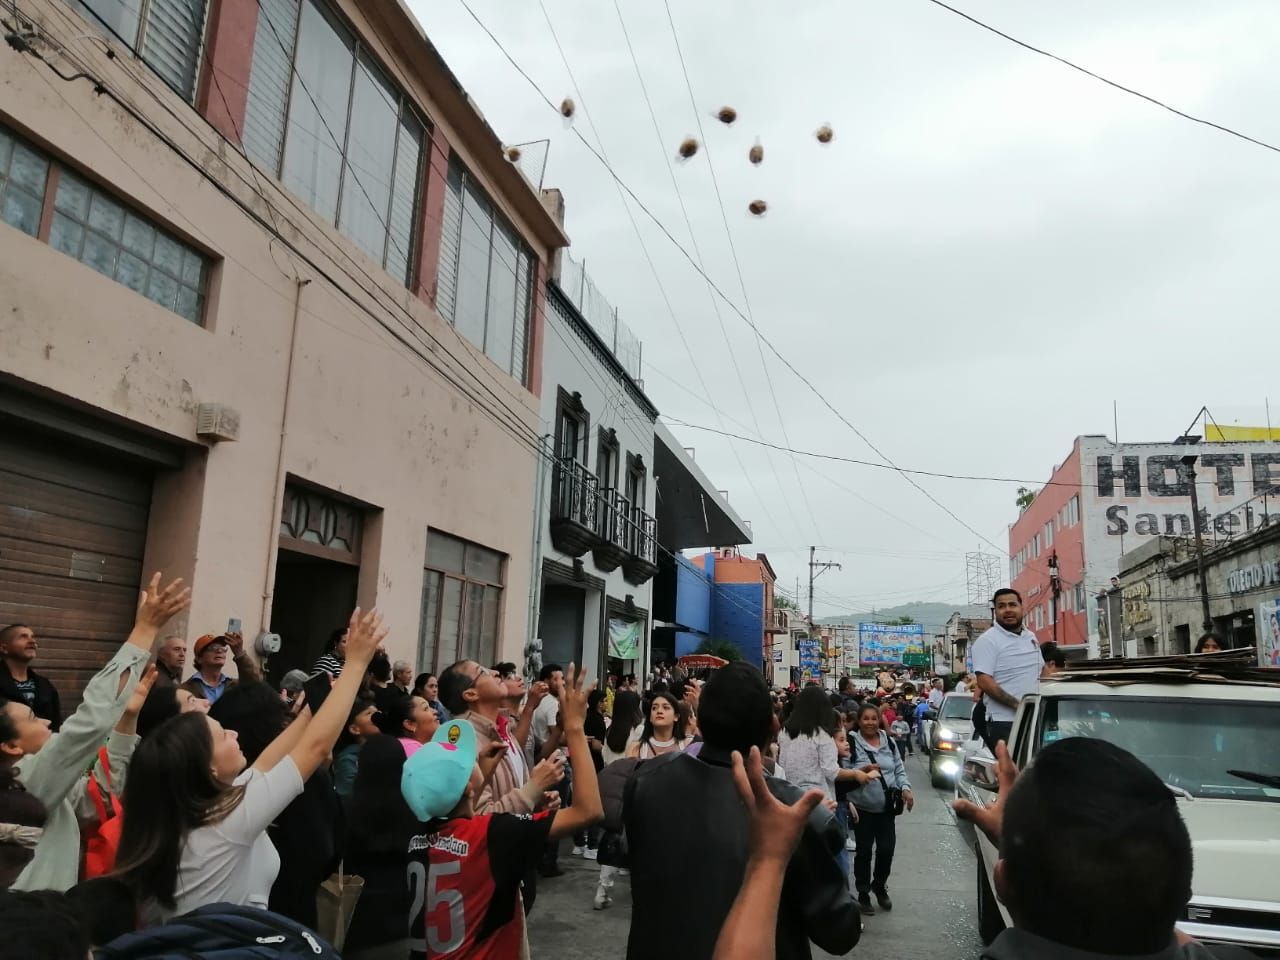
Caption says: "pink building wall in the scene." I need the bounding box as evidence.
[0,0,567,668]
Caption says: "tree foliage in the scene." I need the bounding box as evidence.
[1016,486,1036,510]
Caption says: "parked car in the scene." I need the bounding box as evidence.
[955,663,1280,953]
[928,693,976,787]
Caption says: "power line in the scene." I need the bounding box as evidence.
[922,0,1280,157]
[659,0,825,542]
[533,0,790,541]
[638,363,967,553]
[26,8,546,462]
[12,6,793,637]
[609,0,815,543]
[452,0,1007,555]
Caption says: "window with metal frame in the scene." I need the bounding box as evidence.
[555,390,589,465]
[72,0,209,101]
[626,453,646,510]
[435,156,534,383]
[0,124,210,324]
[418,530,505,675]
[597,428,619,491]
[240,0,425,286]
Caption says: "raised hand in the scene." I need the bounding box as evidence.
[525,680,550,711]
[952,740,1018,847]
[732,746,824,865]
[123,664,159,717]
[530,754,566,791]
[343,607,389,665]
[559,662,593,734]
[135,573,191,630]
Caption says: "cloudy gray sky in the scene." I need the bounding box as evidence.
[408,0,1280,618]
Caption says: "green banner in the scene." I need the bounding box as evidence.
[608,617,641,659]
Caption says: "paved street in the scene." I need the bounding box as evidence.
[527,752,984,959]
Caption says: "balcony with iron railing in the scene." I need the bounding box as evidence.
[767,607,788,634]
[592,488,631,572]
[621,504,658,585]
[550,457,601,557]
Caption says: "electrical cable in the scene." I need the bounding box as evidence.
[533,0,791,541]
[32,0,546,452]
[451,0,1011,555]
[611,0,819,544]
[9,4,797,634]
[921,0,1280,157]
[659,0,825,542]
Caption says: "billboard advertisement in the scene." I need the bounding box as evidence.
[858,622,927,666]
[1259,599,1280,668]
[797,638,822,683]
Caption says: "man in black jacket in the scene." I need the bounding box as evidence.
[0,624,61,731]
[624,662,860,960]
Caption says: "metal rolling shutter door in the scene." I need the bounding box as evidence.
[0,430,152,714]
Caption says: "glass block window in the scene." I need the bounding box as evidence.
[51,171,208,323]
[0,123,210,325]
[0,128,50,237]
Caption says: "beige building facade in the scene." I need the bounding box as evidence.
[0,0,568,699]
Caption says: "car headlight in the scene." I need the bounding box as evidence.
[937,726,957,740]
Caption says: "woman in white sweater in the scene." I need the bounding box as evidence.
[1,573,189,891]
[778,685,875,801]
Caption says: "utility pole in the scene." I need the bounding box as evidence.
[1181,452,1214,632]
[808,546,842,667]
[1049,552,1060,646]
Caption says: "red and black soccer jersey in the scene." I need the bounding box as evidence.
[408,811,553,960]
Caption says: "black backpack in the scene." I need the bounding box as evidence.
[94,904,341,959]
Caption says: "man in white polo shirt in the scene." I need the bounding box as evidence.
[971,588,1043,750]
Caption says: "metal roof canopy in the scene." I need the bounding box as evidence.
[654,421,752,551]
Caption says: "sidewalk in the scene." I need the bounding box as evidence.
[525,752,983,959]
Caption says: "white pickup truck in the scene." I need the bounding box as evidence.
[954,661,1280,954]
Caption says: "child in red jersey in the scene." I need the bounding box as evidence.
[401,663,603,960]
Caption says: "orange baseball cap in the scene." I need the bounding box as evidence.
[192,634,230,658]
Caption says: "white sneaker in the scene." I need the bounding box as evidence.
[571,846,585,857]
[584,848,598,860]
[593,887,613,910]
[845,837,856,852]
[618,868,630,876]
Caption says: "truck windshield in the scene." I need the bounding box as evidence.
[940,697,974,721]
[1039,697,1280,803]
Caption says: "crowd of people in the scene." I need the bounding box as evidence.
[0,578,1261,959]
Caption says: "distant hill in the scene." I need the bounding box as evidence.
[819,601,989,630]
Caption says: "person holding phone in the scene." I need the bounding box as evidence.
[180,621,260,706]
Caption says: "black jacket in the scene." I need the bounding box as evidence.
[268,768,344,929]
[623,745,861,960]
[0,664,61,731]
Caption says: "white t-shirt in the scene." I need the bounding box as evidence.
[531,694,559,749]
[971,624,1043,722]
[146,757,305,924]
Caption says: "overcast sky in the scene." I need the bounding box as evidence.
[407,0,1280,619]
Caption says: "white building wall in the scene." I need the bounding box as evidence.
[532,290,657,675]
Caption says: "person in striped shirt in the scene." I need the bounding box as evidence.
[311,627,347,678]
